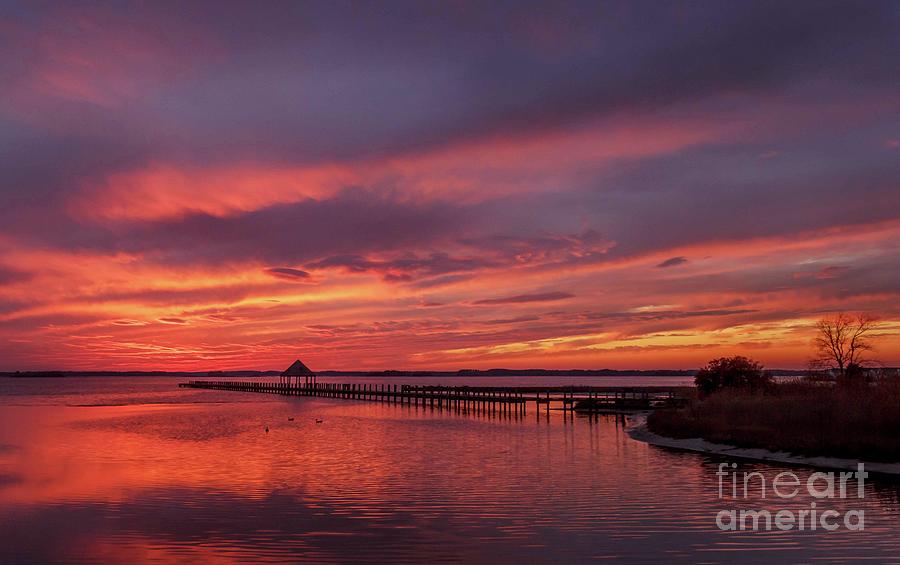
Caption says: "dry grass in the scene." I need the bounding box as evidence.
[647,378,900,462]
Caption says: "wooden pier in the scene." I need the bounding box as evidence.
[178,380,692,415]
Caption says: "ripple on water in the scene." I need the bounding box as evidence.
[0,379,899,563]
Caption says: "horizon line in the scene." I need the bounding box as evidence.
[2,366,844,375]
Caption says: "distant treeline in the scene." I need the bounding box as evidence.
[1,368,827,378]
[319,368,823,377]
[0,370,280,378]
[318,369,703,376]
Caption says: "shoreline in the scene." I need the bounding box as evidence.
[625,413,900,476]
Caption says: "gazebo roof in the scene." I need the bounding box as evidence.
[282,359,315,376]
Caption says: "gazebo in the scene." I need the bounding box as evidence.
[281,359,316,388]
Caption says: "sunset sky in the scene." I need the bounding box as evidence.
[1,1,898,371]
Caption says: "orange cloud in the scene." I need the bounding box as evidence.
[68,114,734,222]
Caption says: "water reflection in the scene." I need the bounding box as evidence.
[0,378,898,563]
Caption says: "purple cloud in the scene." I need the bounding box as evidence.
[306,252,495,283]
[473,292,575,306]
[265,267,312,282]
[656,256,688,268]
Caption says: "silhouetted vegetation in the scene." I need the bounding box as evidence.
[648,374,900,461]
[811,313,880,386]
[693,356,771,397]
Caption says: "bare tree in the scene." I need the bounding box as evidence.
[812,313,879,382]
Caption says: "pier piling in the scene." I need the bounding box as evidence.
[178,380,690,416]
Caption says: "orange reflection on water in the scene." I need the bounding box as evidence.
[2,384,900,563]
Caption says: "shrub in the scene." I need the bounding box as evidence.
[693,356,771,397]
[648,378,900,461]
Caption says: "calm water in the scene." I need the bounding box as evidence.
[1,376,899,563]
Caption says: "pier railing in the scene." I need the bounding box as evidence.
[179,380,692,414]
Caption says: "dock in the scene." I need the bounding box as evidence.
[178,380,692,415]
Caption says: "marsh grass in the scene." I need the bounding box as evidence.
[647,378,900,462]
